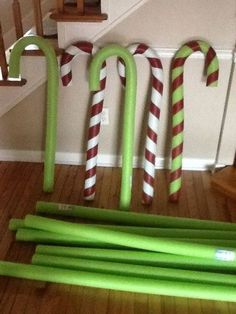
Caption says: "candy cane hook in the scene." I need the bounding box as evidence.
[118,43,164,205]
[169,40,219,202]
[90,44,137,211]
[8,36,59,193]
[60,41,107,200]
[60,41,97,86]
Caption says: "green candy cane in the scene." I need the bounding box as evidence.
[8,36,59,192]
[169,40,219,202]
[89,44,137,211]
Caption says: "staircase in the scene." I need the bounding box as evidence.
[0,0,149,118]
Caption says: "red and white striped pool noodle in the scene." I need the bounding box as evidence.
[118,44,164,205]
[60,41,107,200]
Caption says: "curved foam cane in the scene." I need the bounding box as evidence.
[60,41,97,86]
[60,41,107,201]
[8,36,59,192]
[90,44,137,211]
[118,43,164,205]
[169,40,219,202]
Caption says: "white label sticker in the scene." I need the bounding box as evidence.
[215,250,235,261]
[58,204,72,211]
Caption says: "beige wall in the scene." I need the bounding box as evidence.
[98,0,236,49]
[0,0,235,166]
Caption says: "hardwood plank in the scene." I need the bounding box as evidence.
[0,163,40,312]
[175,297,189,314]
[201,171,230,222]
[106,291,134,314]
[211,166,236,201]
[148,295,162,314]
[0,162,234,313]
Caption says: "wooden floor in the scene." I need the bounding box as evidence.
[0,161,236,313]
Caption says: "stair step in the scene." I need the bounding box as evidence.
[50,1,107,22]
[50,11,107,22]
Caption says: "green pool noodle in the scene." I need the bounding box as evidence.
[1,261,236,302]
[36,201,236,231]
[89,44,137,211]
[11,216,236,239]
[8,36,59,192]
[87,225,236,240]
[36,245,236,272]
[177,238,236,247]
[32,253,236,287]
[15,228,123,248]
[11,218,236,240]
[9,218,25,231]
[15,227,236,248]
[24,215,236,261]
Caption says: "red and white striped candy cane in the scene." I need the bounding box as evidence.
[61,41,97,86]
[84,62,107,200]
[118,43,164,205]
[60,41,107,200]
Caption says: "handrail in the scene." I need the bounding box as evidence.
[89,44,137,211]
[8,36,59,192]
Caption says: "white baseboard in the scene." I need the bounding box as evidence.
[0,149,224,171]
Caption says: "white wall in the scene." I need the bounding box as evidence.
[0,0,235,167]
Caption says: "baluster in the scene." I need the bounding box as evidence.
[0,22,8,80]
[77,0,85,14]
[12,0,24,39]
[57,0,64,13]
[33,0,44,36]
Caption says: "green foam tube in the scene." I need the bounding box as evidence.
[1,261,236,302]
[11,217,236,240]
[36,201,236,231]
[180,238,236,247]
[16,228,123,248]
[9,218,25,231]
[9,219,236,244]
[15,228,236,248]
[24,215,236,261]
[90,44,137,211]
[36,245,236,272]
[9,36,59,192]
[32,253,236,286]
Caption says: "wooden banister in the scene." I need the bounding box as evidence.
[12,0,24,39]
[33,0,44,36]
[0,22,8,80]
